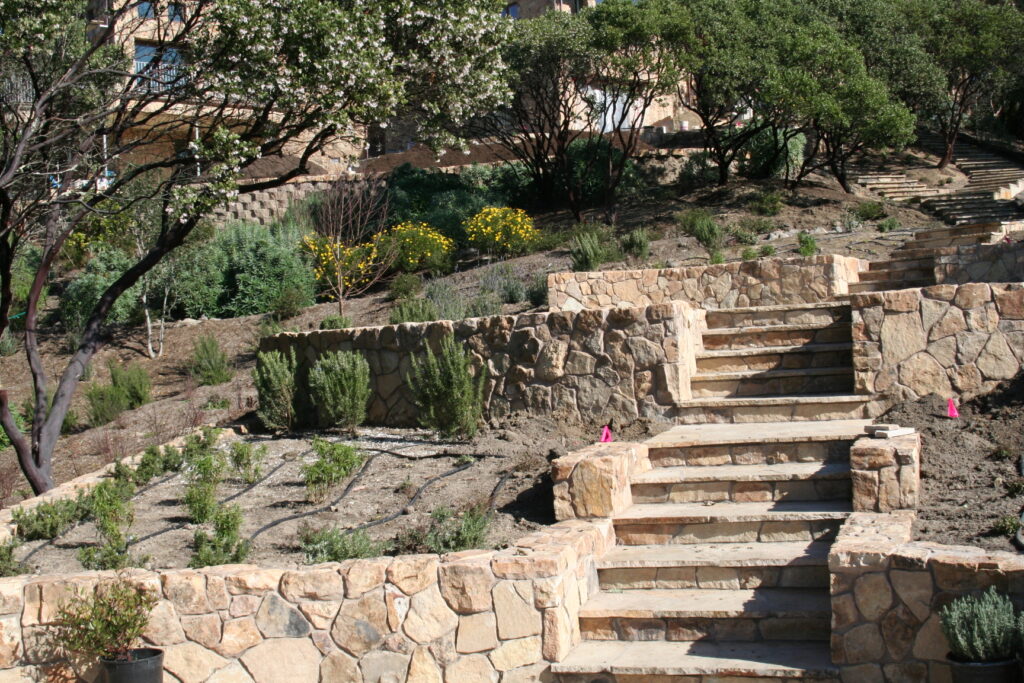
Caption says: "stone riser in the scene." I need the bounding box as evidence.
[557,675,840,683]
[704,309,849,329]
[867,258,933,271]
[579,615,830,643]
[695,349,852,374]
[648,440,852,468]
[671,401,868,424]
[858,268,931,283]
[598,565,830,591]
[613,520,842,546]
[631,479,851,505]
[690,374,853,399]
[847,279,933,294]
[701,327,849,351]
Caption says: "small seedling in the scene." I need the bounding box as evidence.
[991,515,1021,537]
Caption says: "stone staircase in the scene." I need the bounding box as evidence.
[551,299,881,682]
[917,133,1024,226]
[552,419,869,682]
[854,173,951,202]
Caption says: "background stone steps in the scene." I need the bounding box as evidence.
[695,343,853,374]
[631,462,851,504]
[689,367,854,399]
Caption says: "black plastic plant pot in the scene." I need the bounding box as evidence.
[947,655,1021,683]
[99,648,163,683]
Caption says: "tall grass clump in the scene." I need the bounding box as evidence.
[299,526,385,563]
[189,335,233,386]
[254,350,297,431]
[620,228,651,260]
[676,209,725,261]
[308,351,371,431]
[407,335,486,440]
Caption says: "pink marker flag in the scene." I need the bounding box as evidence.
[946,398,959,419]
[600,426,613,443]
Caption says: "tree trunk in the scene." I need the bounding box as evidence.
[938,139,955,169]
[717,160,730,186]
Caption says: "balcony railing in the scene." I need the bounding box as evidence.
[1,76,35,105]
[133,60,186,95]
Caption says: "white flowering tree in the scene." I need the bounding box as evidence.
[0,0,510,494]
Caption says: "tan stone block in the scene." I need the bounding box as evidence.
[206,576,229,611]
[884,289,922,313]
[953,283,991,309]
[255,592,310,638]
[343,557,390,598]
[360,650,411,682]
[438,558,495,614]
[280,568,345,602]
[404,584,458,644]
[224,569,281,595]
[387,555,440,596]
[832,593,860,631]
[891,570,933,621]
[500,662,553,683]
[488,635,542,672]
[331,588,388,657]
[841,624,885,665]
[880,312,927,367]
[493,581,542,641]
[408,646,443,683]
[320,650,359,682]
[181,613,222,649]
[913,613,948,661]
[732,482,772,502]
[995,287,1024,319]
[216,617,262,657]
[444,654,498,683]
[696,567,740,590]
[542,607,573,661]
[229,595,261,618]
[457,612,498,654]
[207,661,255,683]
[0,616,21,669]
[0,579,24,616]
[141,600,186,646]
[298,600,341,630]
[162,642,229,683]
[239,637,321,683]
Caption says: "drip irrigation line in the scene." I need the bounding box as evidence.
[351,462,472,533]
[488,470,515,511]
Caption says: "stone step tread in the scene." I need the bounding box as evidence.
[598,541,831,569]
[703,322,850,336]
[551,640,839,679]
[706,302,849,314]
[691,367,852,383]
[677,394,868,408]
[858,268,932,282]
[848,279,934,293]
[633,462,850,485]
[579,588,831,619]
[695,343,853,360]
[646,419,869,448]
[614,500,853,524]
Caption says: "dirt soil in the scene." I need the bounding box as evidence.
[883,373,1024,552]
[17,415,665,575]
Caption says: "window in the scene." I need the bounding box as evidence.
[134,44,183,93]
[501,3,520,19]
[168,3,185,22]
[137,1,157,18]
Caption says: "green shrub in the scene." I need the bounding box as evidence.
[677,150,717,191]
[13,498,87,540]
[189,335,233,386]
[271,284,308,320]
[676,209,726,255]
[760,245,777,258]
[740,128,805,180]
[109,362,150,409]
[748,190,783,216]
[854,201,887,222]
[709,250,725,265]
[389,273,423,301]
[480,263,525,304]
[204,396,230,410]
[527,274,549,308]
[620,228,651,260]
[569,232,606,272]
[464,207,539,257]
[423,280,471,321]
[381,221,454,274]
[877,217,901,233]
[302,438,365,502]
[466,294,501,318]
[0,410,26,452]
[134,446,166,485]
[319,314,351,330]
[78,480,139,571]
[731,228,758,246]
[992,515,1021,537]
[228,442,267,485]
[741,248,758,261]
[51,576,158,661]
[184,447,227,524]
[59,248,142,341]
[0,331,18,357]
[408,334,486,440]
[738,216,776,235]
[797,232,819,257]
[254,350,297,431]
[299,526,385,563]
[0,540,27,577]
[85,384,130,427]
[308,351,371,431]
[184,483,218,525]
[940,587,1017,662]
[564,137,646,208]
[190,504,250,568]
[390,298,439,324]
[160,445,185,473]
[423,506,490,554]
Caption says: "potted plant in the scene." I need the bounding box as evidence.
[51,575,162,683]
[939,587,1022,683]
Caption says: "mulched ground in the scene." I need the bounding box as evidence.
[883,373,1024,552]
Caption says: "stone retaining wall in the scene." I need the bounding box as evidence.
[830,511,1024,683]
[0,518,612,682]
[551,442,651,521]
[934,239,1024,285]
[259,303,703,428]
[850,434,921,513]
[210,176,335,226]
[547,255,865,312]
[851,283,1024,401]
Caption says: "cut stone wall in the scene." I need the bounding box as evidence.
[0,518,612,682]
[849,434,921,513]
[210,176,335,226]
[259,302,704,428]
[934,239,1024,285]
[552,442,651,521]
[851,283,1024,401]
[547,255,865,312]
[830,511,1024,683]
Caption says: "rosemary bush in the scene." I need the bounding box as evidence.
[308,351,371,431]
[407,334,486,440]
[940,587,1018,662]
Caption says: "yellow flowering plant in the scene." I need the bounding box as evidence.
[380,221,455,274]
[463,207,538,257]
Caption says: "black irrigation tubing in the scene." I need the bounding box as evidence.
[488,470,515,511]
[351,462,473,533]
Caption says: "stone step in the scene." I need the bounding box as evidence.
[856,174,907,183]
[878,189,949,200]
[578,588,831,642]
[552,640,840,681]
[689,367,853,399]
[912,223,999,240]
[646,419,867,466]
[847,278,934,294]
[612,500,851,545]
[597,541,831,590]
[857,267,932,283]
[703,302,850,330]
[867,257,933,271]
[631,462,851,504]
[701,323,851,351]
[901,234,990,250]
[886,246,942,260]
[695,343,853,374]
[672,394,870,424]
